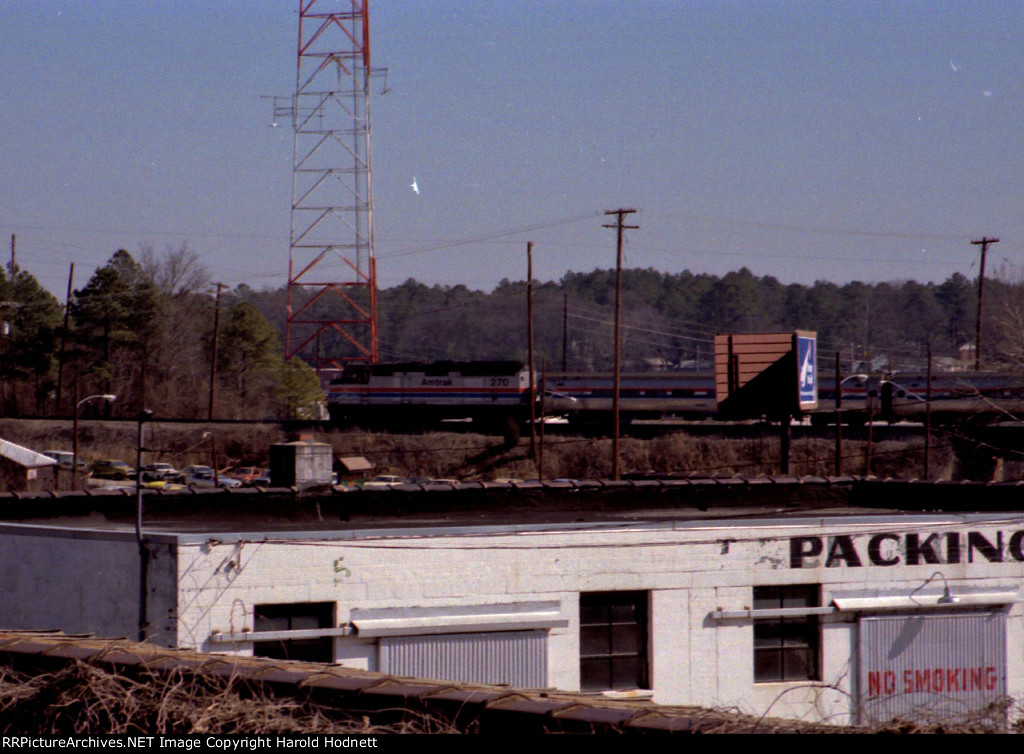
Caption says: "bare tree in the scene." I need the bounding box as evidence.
[137,243,214,417]
[140,243,211,298]
[989,267,1024,370]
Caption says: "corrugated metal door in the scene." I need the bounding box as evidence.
[379,630,547,688]
[858,612,1006,726]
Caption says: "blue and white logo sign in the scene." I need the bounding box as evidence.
[797,334,817,408]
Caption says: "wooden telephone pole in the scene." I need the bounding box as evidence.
[972,236,999,371]
[604,209,638,480]
[208,283,226,420]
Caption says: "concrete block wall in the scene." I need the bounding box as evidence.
[0,526,179,647]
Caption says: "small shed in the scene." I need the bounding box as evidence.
[336,456,373,483]
[269,438,333,488]
[0,440,58,492]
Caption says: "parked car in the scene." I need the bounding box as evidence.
[140,463,183,482]
[43,450,73,468]
[90,459,135,480]
[362,475,405,490]
[141,479,185,491]
[223,466,263,486]
[182,465,214,477]
[42,450,89,473]
[185,471,241,489]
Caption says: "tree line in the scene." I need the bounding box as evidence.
[271,266,1015,377]
[4,249,1021,420]
[2,246,321,419]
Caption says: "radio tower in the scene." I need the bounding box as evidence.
[283,0,379,372]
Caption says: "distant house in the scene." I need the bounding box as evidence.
[336,456,373,483]
[0,440,58,492]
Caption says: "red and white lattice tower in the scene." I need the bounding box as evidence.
[285,0,379,371]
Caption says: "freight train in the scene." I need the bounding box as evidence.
[326,360,1024,431]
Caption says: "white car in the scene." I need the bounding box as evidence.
[362,475,404,490]
[141,463,182,482]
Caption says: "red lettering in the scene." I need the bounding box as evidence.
[874,667,1000,695]
[884,671,895,694]
[914,670,931,692]
[947,668,960,691]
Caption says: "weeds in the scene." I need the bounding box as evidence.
[0,661,457,735]
[0,419,983,484]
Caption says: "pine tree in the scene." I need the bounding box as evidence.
[0,265,63,413]
[69,250,159,411]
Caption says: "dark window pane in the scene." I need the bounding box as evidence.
[755,620,782,644]
[580,625,610,656]
[581,658,608,691]
[290,615,324,631]
[783,648,816,681]
[580,603,608,624]
[611,657,641,689]
[610,603,637,622]
[754,648,782,681]
[753,592,778,611]
[612,624,640,654]
[254,614,290,633]
[782,587,815,609]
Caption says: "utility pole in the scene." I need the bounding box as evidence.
[604,208,638,480]
[9,234,15,275]
[972,236,999,371]
[562,293,568,372]
[527,243,536,460]
[56,264,74,412]
[833,351,842,476]
[208,283,226,420]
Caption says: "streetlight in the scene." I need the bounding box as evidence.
[136,408,153,643]
[72,391,116,490]
[202,431,219,487]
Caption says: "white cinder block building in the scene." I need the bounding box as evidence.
[1,483,1022,726]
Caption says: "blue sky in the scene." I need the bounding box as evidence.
[2,1,1023,300]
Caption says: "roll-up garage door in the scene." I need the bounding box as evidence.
[379,630,547,688]
[857,612,1006,726]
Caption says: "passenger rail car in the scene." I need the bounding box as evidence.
[327,359,1024,433]
[543,372,718,425]
[814,373,1024,425]
[881,373,1024,423]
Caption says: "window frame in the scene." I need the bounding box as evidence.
[752,585,821,683]
[252,601,336,663]
[579,590,650,692]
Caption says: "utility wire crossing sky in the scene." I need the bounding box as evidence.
[2,1,1022,300]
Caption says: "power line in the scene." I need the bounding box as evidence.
[378,210,607,259]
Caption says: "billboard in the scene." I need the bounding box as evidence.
[713,331,817,418]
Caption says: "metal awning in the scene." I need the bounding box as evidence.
[208,626,353,644]
[351,601,567,638]
[832,591,1019,611]
[710,589,1020,621]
